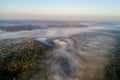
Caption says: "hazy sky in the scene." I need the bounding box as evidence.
[0,0,120,20]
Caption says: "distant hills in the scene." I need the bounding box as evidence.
[0,21,88,32]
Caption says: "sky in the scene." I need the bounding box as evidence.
[0,0,120,20]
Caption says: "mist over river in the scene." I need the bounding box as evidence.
[0,20,120,80]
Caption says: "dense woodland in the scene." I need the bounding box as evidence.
[0,39,52,80]
[105,36,120,80]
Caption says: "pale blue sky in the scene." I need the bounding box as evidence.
[0,0,120,20]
